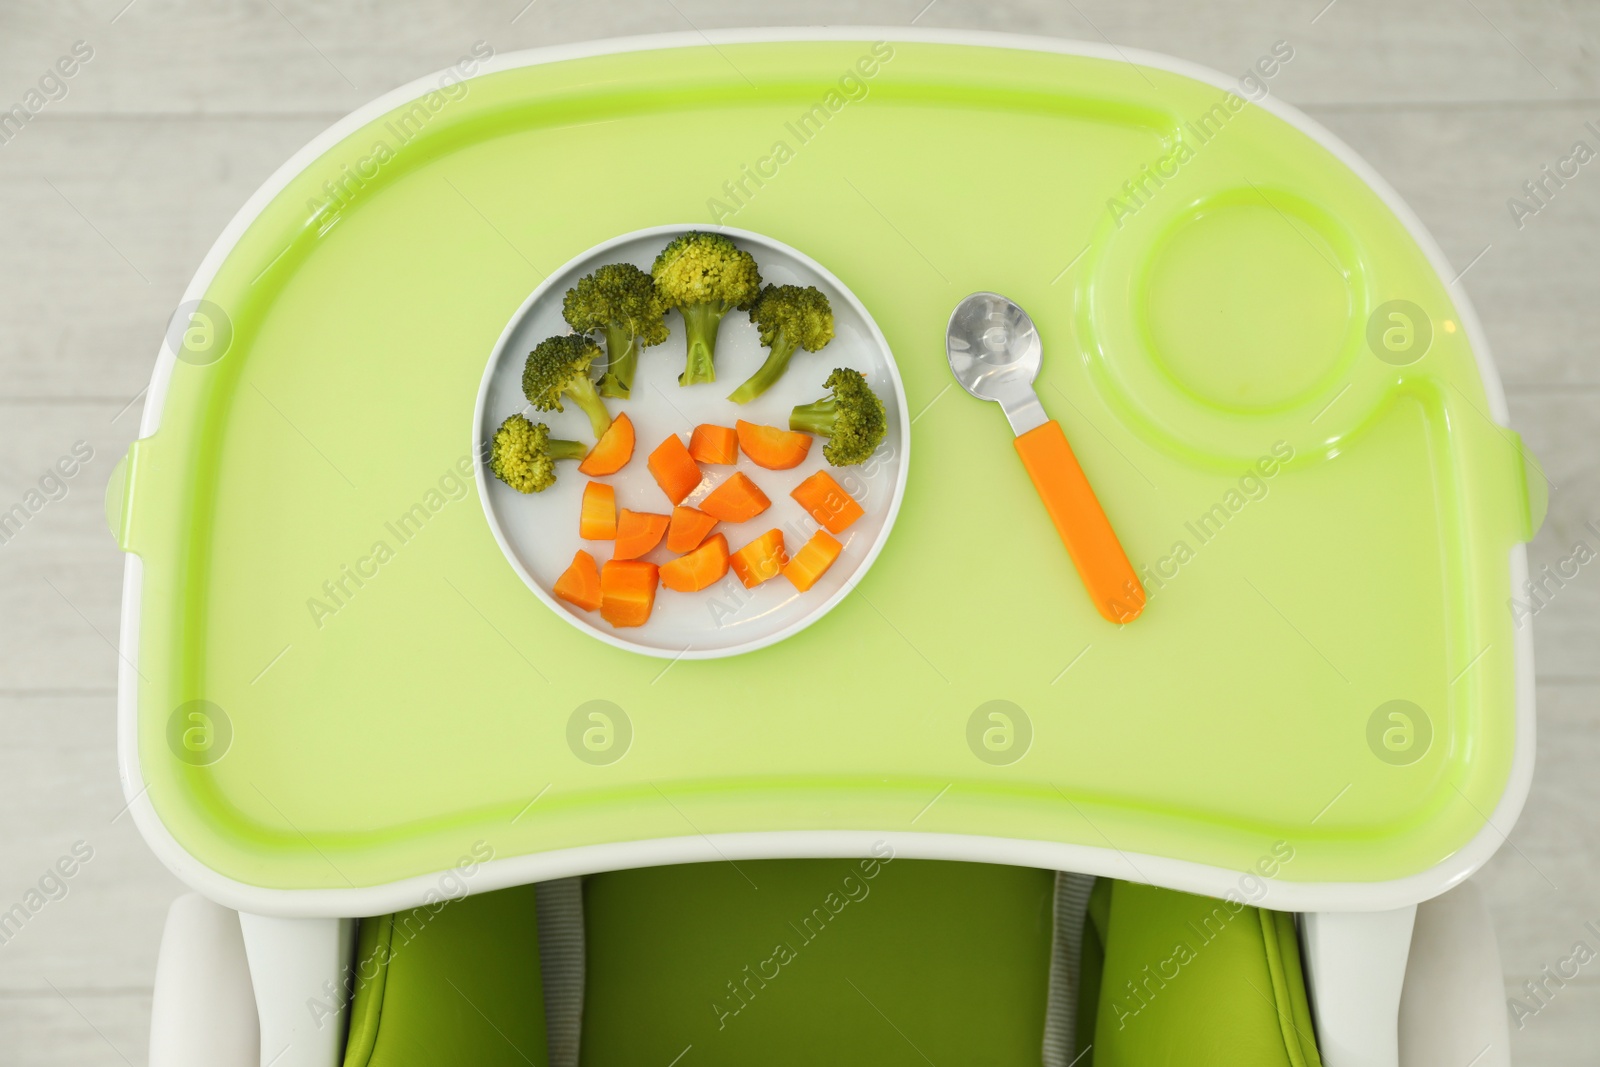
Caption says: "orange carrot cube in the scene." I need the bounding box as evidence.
[600,560,658,628]
[735,420,811,470]
[553,549,603,611]
[688,424,739,465]
[578,412,634,476]
[580,481,616,540]
[782,531,843,592]
[699,472,771,524]
[614,509,669,561]
[790,470,864,534]
[647,434,703,505]
[729,529,788,589]
[660,533,731,593]
[667,506,718,554]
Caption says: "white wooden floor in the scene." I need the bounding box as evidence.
[0,0,1594,1062]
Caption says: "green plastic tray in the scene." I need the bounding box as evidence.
[112,35,1536,904]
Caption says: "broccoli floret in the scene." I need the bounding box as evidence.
[562,262,669,400]
[789,368,888,466]
[521,333,612,439]
[651,231,762,386]
[489,414,587,493]
[727,284,835,403]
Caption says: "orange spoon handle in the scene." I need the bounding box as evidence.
[1014,420,1145,623]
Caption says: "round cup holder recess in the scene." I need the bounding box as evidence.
[1074,186,1414,465]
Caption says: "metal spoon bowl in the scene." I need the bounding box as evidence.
[946,291,1047,435]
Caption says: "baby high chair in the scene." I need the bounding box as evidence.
[110,29,1538,1067]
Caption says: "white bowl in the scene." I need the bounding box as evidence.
[471,224,910,659]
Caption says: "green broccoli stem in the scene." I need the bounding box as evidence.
[547,438,589,461]
[596,322,639,399]
[565,373,613,439]
[678,303,726,386]
[789,397,838,437]
[727,331,799,404]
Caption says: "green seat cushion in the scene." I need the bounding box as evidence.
[581,856,1056,1066]
[343,883,546,1067]
[1084,880,1321,1067]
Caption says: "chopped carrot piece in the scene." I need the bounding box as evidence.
[689,424,739,465]
[600,560,658,628]
[647,434,703,505]
[660,533,730,593]
[699,472,771,524]
[578,412,634,476]
[790,470,865,534]
[729,529,788,588]
[553,549,603,611]
[782,531,843,592]
[580,481,616,540]
[735,420,812,470]
[667,506,718,554]
[614,509,669,560]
